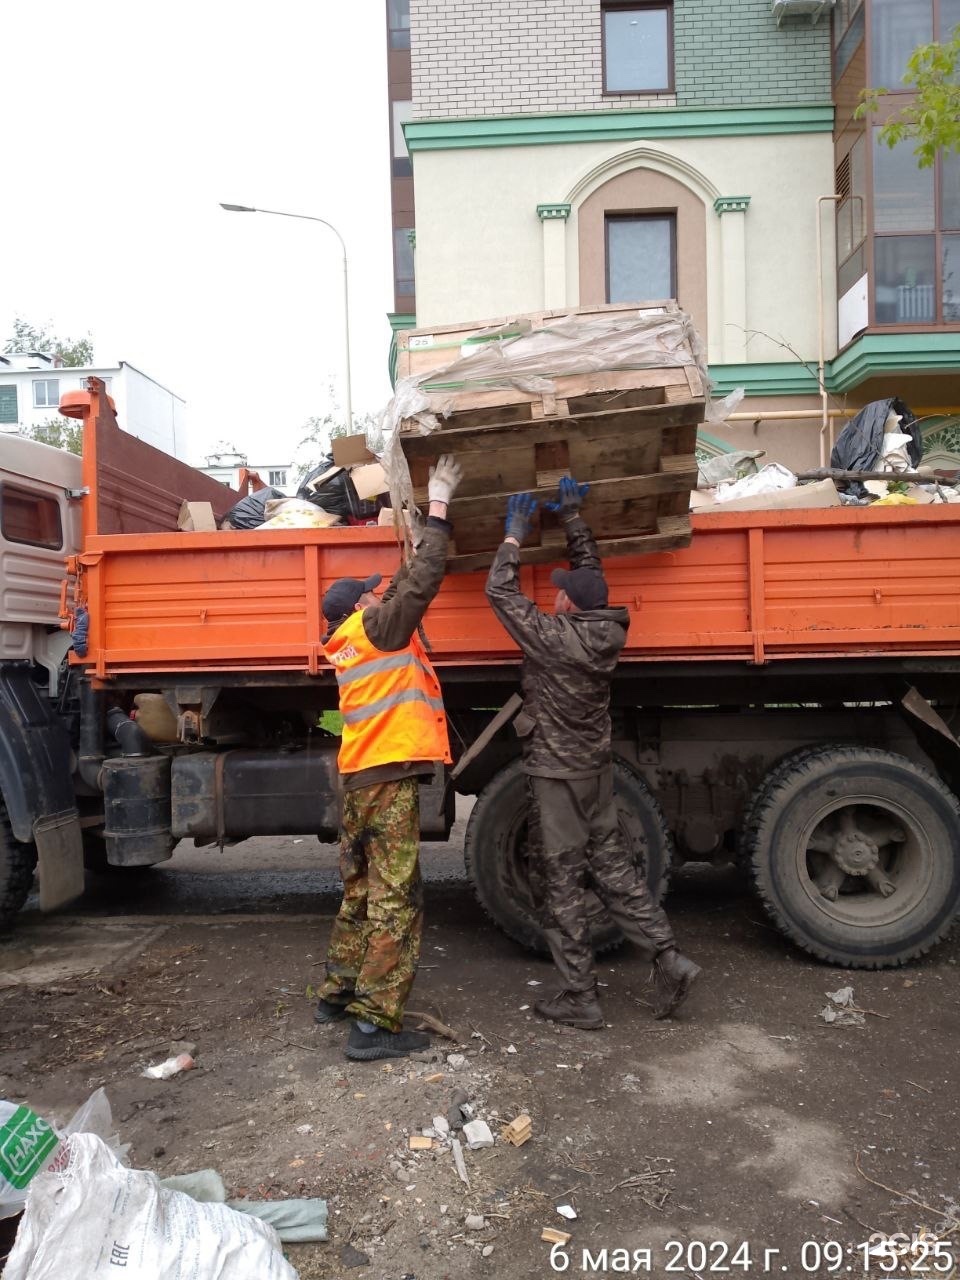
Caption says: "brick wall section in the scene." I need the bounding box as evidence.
[410,0,832,118]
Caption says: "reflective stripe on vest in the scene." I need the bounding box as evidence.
[322,609,452,773]
[335,651,436,689]
[342,687,446,726]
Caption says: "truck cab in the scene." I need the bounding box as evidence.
[0,434,81,690]
[0,434,84,928]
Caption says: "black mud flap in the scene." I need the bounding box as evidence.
[0,665,77,843]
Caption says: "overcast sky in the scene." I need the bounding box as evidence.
[0,1,394,466]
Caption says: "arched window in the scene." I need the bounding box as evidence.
[577,166,708,344]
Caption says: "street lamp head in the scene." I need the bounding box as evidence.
[219,202,257,212]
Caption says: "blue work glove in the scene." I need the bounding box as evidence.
[504,493,538,543]
[545,474,590,521]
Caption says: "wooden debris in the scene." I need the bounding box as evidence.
[502,1114,533,1147]
[542,1228,572,1245]
[409,1135,434,1151]
[423,1072,445,1084]
[405,1009,460,1042]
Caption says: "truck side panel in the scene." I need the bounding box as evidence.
[72,505,960,677]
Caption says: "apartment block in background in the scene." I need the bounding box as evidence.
[394,0,960,468]
[0,352,186,458]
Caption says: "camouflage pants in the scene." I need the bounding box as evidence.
[319,778,423,1032]
[529,769,675,992]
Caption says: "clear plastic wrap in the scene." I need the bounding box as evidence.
[382,307,713,552]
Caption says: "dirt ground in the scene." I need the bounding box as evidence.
[1,825,959,1279]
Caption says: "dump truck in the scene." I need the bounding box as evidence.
[3,370,960,972]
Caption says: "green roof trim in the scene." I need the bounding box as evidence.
[405,105,835,151]
[708,362,820,397]
[829,333,960,392]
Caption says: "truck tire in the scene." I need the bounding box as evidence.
[746,745,960,968]
[464,757,671,955]
[0,805,37,932]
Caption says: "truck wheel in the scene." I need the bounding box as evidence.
[463,757,671,955]
[0,806,37,932]
[746,745,960,968]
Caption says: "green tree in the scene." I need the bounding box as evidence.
[4,317,95,367]
[22,417,84,456]
[857,25,960,167]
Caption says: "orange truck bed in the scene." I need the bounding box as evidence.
[72,505,960,679]
[64,379,960,679]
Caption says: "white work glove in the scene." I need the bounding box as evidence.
[427,453,463,505]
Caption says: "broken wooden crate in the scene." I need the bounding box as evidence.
[396,303,705,574]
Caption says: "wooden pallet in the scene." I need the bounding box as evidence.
[396,301,705,428]
[400,396,702,574]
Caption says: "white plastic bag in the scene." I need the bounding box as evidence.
[715,462,797,504]
[5,1133,298,1280]
[0,1088,119,1221]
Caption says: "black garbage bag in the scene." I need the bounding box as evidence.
[297,455,379,521]
[221,487,284,529]
[830,397,921,496]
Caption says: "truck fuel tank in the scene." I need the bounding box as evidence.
[171,746,341,841]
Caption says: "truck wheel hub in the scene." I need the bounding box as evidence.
[830,831,879,876]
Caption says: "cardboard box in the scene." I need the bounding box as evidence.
[305,464,344,492]
[332,434,376,467]
[177,500,217,532]
[377,507,412,528]
[351,461,390,501]
[697,478,841,514]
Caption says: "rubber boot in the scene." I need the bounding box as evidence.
[345,1023,431,1061]
[314,998,351,1025]
[651,948,701,1019]
[534,989,604,1030]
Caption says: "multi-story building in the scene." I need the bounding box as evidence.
[199,451,297,496]
[831,0,960,460]
[386,0,418,377]
[0,352,187,458]
[387,0,960,467]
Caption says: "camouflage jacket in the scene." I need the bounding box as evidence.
[485,517,630,778]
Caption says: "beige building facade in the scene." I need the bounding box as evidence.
[392,0,960,470]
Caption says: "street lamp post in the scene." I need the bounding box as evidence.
[220,202,353,433]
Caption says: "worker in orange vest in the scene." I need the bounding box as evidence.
[315,455,463,1061]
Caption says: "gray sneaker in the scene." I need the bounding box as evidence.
[651,949,700,1019]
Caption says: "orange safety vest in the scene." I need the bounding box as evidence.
[322,610,452,775]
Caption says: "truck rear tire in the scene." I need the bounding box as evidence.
[0,805,37,932]
[464,757,671,955]
[746,745,960,968]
